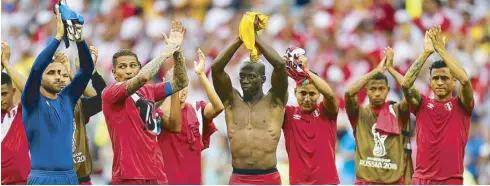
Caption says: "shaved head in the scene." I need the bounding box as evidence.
[239,58,266,99]
[240,58,265,76]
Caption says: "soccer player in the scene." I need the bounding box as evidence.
[5,46,104,185]
[345,47,413,184]
[158,48,223,184]
[211,33,288,184]
[401,26,473,185]
[1,42,30,185]
[101,20,188,185]
[21,7,94,185]
[60,47,106,185]
[282,48,340,185]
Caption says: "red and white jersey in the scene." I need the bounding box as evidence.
[158,101,218,184]
[1,104,30,184]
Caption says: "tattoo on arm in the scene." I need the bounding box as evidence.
[401,52,430,91]
[126,45,177,95]
[126,76,148,96]
[401,52,429,109]
[402,85,422,109]
[171,51,189,92]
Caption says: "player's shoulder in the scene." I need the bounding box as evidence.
[104,82,125,91]
[284,104,298,114]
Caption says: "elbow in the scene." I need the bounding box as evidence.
[183,78,189,88]
[400,80,410,90]
[211,63,222,73]
[138,74,151,85]
[459,78,471,86]
[215,104,225,114]
[273,61,286,70]
[344,92,353,98]
[324,94,336,102]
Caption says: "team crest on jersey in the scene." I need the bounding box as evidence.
[313,110,319,117]
[444,102,453,111]
[293,114,301,120]
[427,103,434,109]
[372,123,388,157]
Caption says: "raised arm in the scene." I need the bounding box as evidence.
[429,26,473,111]
[2,42,26,92]
[159,92,181,133]
[211,37,242,104]
[125,21,185,96]
[73,46,99,97]
[195,48,224,120]
[384,47,410,118]
[345,59,385,127]
[301,55,338,117]
[255,34,288,105]
[22,7,63,108]
[401,31,434,111]
[61,37,95,106]
[170,50,189,93]
[80,71,106,122]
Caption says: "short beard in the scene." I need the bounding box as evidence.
[41,83,61,95]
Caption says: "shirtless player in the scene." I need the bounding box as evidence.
[211,34,288,184]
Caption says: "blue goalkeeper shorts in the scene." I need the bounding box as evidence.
[27,169,79,185]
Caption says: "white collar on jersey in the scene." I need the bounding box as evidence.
[1,105,19,143]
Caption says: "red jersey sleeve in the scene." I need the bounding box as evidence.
[198,101,218,150]
[147,82,172,103]
[102,82,129,104]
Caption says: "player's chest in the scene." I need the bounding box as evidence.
[423,101,455,120]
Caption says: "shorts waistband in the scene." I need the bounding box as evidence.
[232,168,278,175]
[30,169,77,176]
[78,176,91,183]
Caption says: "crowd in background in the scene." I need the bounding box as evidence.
[1,0,489,184]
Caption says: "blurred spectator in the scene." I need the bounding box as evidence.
[1,0,489,184]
